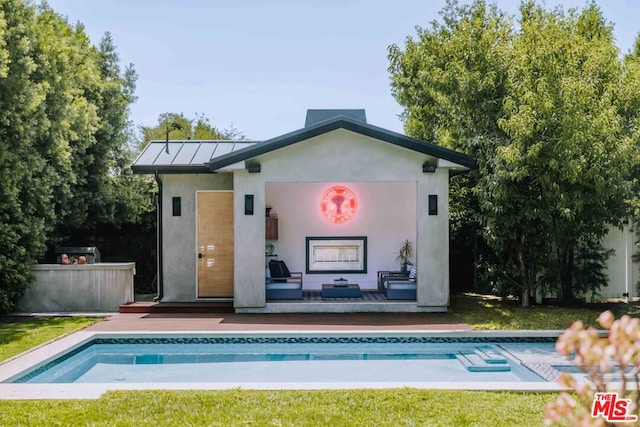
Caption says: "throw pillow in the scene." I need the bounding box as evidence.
[408,264,417,281]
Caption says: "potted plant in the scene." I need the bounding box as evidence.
[395,239,414,272]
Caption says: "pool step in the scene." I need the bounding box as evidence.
[456,352,511,372]
[473,347,507,364]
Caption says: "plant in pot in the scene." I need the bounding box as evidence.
[395,239,414,272]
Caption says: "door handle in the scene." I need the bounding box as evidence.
[198,253,203,259]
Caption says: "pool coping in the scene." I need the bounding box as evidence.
[0,329,571,399]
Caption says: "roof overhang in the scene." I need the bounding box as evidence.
[130,117,477,176]
[131,165,212,174]
[205,115,476,172]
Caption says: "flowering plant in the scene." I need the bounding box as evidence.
[544,311,640,425]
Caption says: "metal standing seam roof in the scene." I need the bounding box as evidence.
[132,140,260,173]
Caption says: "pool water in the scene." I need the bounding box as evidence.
[553,365,630,383]
[12,336,549,384]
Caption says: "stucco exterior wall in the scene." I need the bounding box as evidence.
[17,263,135,312]
[161,173,232,301]
[232,129,450,308]
[417,169,449,306]
[233,171,268,307]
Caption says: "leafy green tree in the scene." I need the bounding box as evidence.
[388,0,539,301]
[52,31,147,233]
[389,0,511,151]
[0,1,153,312]
[389,0,639,305]
[0,0,73,310]
[499,2,634,301]
[622,35,640,291]
[139,112,243,149]
[33,7,101,233]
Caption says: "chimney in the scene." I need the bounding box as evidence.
[304,109,367,127]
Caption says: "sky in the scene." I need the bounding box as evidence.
[46,0,640,141]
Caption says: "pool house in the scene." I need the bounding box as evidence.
[132,109,475,313]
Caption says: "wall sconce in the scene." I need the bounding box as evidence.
[428,195,438,215]
[423,162,437,173]
[246,163,261,173]
[244,195,254,215]
[172,197,181,216]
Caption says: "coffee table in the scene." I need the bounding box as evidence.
[321,283,361,299]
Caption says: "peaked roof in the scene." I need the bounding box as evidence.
[205,115,476,172]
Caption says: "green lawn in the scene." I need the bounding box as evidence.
[0,389,556,426]
[2,295,639,426]
[450,293,640,330]
[0,316,102,362]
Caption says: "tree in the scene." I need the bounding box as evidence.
[623,35,640,289]
[139,112,243,149]
[389,0,516,297]
[498,2,634,301]
[48,30,151,234]
[388,0,639,305]
[0,0,65,311]
[389,0,511,150]
[0,1,153,312]
[388,0,546,303]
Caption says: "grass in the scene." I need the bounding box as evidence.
[450,292,640,330]
[0,389,557,426]
[3,295,640,426]
[0,316,101,362]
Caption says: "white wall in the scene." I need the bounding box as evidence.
[600,224,638,299]
[232,128,450,308]
[266,181,417,290]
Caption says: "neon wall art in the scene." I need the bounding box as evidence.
[320,186,357,224]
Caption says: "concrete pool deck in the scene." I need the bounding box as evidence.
[0,312,571,399]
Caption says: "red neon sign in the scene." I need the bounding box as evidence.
[320,186,357,224]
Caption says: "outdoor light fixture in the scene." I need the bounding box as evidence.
[320,186,357,224]
[429,195,438,215]
[244,195,254,215]
[172,197,181,216]
[423,162,437,173]
[246,163,261,173]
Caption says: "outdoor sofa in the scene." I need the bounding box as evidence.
[377,269,417,300]
[266,260,303,300]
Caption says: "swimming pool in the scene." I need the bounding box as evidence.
[5,333,562,385]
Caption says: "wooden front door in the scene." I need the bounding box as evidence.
[196,191,234,298]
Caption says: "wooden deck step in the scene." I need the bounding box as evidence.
[119,301,234,314]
